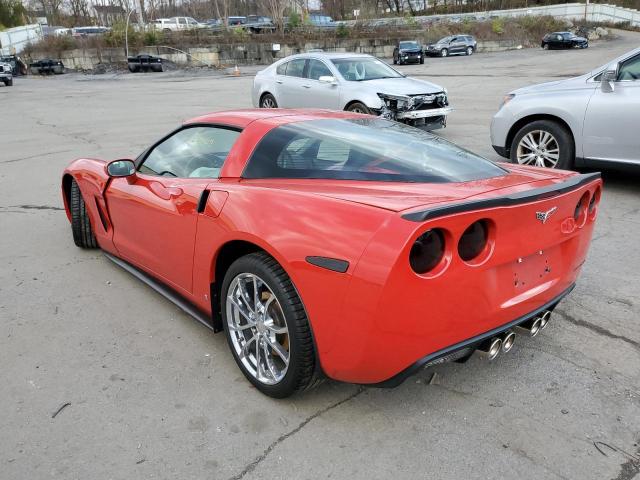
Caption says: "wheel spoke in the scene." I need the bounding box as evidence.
[521,134,537,151]
[238,279,255,314]
[255,336,262,379]
[227,295,255,325]
[265,336,289,366]
[241,333,258,358]
[263,339,278,380]
[266,323,287,334]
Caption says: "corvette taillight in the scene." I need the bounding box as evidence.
[574,192,590,227]
[589,187,601,219]
[458,220,488,262]
[410,229,445,274]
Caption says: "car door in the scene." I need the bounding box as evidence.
[449,36,463,54]
[106,125,241,293]
[277,58,309,108]
[299,59,341,109]
[582,53,640,164]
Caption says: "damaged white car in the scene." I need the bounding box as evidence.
[252,52,452,130]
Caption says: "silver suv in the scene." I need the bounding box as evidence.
[491,47,640,169]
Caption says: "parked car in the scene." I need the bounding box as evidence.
[253,53,452,131]
[491,47,639,170]
[541,32,588,50]
[425,35,477,57]
[127,54,163,73]
[30,59,65,75]
[227,16,246,26]
[393,40,424,65]
[151,17,205,32]
[0,54,27,75]
[244,15,275,33]
[61,108,601,397]
[309,13,336,28]
[72,26,110,37]
[0,61,13,86]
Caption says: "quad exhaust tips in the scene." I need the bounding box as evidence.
[515,316,542,337]
[474,311,551,360]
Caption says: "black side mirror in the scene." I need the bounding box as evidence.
[107,159,136,177]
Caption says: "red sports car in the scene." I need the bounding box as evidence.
[62,109,602,398]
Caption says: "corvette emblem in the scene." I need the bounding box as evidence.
[536,206,558,224]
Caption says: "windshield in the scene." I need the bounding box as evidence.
[399,41,419,49]
[331,57,403,81]
[243,118,506,183]
[437,36,453,44]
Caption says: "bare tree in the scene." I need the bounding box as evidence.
[66,0,90,24]
[258,0,287,30]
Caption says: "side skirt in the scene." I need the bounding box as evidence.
[104,252,214,331]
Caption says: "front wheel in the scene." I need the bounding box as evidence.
[441,48,449,57]
[222,252,316,398]
[260,93,278,108]
[542,43,549,50]
[466,46,474,56]
[510,120,574,169]
[345,102,370,114]
[4,79,12,86]
[419,56,424,64]
[70,179,98,248]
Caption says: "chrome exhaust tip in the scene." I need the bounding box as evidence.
[515,317,543,337]
[476,337,503,360]
[502,330,516,353]
[539,311,551,330]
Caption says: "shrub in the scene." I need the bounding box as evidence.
[492,17,505,35]
[336,23,349,38]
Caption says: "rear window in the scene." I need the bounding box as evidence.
[243,118,506,183]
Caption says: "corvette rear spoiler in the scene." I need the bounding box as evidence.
[401,172,601,222]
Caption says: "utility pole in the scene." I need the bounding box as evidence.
[584,0,589,22]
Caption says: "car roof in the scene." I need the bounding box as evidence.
[185,109,362,128]
[285,52,374,61]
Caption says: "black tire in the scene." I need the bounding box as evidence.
[419,56,424,64]
[510,120,574,170]
[221,252,316,398]
[466,46,474,56]
[542,43,549,50]
[70,179,98,248]
[441,48,449,57]
[345,101,370,114]
[259,93,278,108]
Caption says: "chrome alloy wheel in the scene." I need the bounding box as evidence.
[261,96,276,108]
[226,273,290,385]
[516,130,560,168]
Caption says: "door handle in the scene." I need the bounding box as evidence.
[276,80,283,84]
[149,181,182,200]
[303,85,311,88]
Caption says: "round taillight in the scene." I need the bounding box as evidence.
[410,229,445,274]
[458,220,488,262]
[574,192,589,227]
[589,187,601,217]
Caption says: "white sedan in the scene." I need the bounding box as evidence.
[252,52,453,130]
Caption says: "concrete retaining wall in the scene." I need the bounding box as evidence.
[59,39,521,70]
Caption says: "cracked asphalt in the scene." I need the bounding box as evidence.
[1,30,639,480]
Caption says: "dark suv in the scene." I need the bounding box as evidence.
[393,41,424,65]
[425,35,477,57]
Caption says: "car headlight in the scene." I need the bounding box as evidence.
[500,93,515,110]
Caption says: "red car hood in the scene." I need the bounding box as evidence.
[240,165,573,213]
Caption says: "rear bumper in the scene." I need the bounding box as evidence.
[370,284,574,387]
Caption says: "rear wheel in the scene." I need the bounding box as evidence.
[441,48,449,57]
[70,179,98,248]
[346,101,370,114]
[222,252,316,398]
[260,93,278,108]
[510,120,574,169]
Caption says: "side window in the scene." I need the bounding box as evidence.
[139,126,241,178]
[618,54,640,81]
[307,59,332,81]
[179,17,187,25]
[286,59,306,78]
[276,61,288,75]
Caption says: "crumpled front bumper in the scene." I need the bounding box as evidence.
[396,106,454,120]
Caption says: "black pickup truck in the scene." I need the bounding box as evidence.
[30,59,65,75]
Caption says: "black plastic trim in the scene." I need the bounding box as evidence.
[368,284,575,388]
[492,144,508,158]
[305,256,349,273]
[402,172,601,222]
[196,189,210,213]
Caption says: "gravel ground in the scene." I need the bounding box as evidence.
[1,30,639,480]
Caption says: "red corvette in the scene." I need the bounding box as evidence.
[62,109,601,397]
